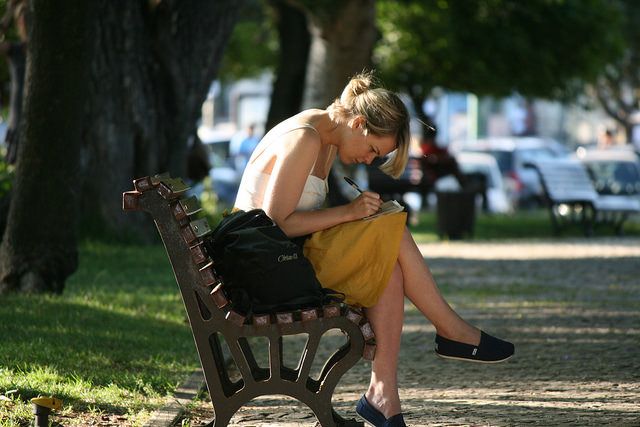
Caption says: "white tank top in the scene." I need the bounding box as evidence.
[234,123,329,212]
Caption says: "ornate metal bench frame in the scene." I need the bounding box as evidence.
[123,175,375,426]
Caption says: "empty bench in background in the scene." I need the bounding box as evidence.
[123,174,375,427]
[526,158,640,236]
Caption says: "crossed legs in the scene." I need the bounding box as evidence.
[363,228,480,418]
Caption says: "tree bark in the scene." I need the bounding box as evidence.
[0,0,241,294]
[265,0,310,132]
[81,0,241,237]
[0,0,94,293]
[298,0,377,109]
[285,0,376,206]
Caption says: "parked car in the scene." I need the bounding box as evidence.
[575,148,640,201]
[450,137,568,208]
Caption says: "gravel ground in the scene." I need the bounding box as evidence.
[180,238,640,427]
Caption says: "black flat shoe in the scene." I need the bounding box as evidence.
[356,395,407,427]
[435,330,514,363]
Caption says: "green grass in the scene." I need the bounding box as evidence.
[408,209,640,242]
[0,241,199,426]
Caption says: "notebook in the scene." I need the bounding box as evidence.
[363,199,404,221]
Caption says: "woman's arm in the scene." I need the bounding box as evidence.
[262,129,382,237]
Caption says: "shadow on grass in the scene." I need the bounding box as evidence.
[1,294,197,412]
[0,242,200,416]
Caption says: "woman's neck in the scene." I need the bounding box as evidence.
[302,109,344,148]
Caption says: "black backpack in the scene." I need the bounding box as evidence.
[204,209,341,315]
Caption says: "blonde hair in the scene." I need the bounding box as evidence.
[328,71,410,178]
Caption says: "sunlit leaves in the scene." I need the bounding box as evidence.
[375,0,625,101]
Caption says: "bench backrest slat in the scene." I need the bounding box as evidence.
[534,159,598,204]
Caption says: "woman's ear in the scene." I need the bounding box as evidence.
[351,115,367,131]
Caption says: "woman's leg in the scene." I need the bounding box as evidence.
[398,228,481,345]
[360,227,484,418]
[363,262,405,418]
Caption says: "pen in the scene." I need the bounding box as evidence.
[343,176,363,194]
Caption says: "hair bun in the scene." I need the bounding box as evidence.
[340,72,374,106]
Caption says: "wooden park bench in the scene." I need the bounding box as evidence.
[122,174,375,427]
[526,159,640,236]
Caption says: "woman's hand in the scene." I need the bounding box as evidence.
[347,191,382,220]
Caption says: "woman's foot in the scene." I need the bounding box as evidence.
[435,330,514,363]
[356,395,407,427]
[436,323,481,347]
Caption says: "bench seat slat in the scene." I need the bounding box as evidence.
[594,195,640,212]
[190,218,212,238]
[179,196,202,217]
[189,243,209,265]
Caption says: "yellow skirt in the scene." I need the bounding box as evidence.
[303,212,406,307]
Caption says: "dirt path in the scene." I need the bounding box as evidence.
[182,238,640,426]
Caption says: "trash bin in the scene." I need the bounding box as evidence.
[436,190,476,240]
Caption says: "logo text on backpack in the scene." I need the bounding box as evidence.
[278,253,298,262]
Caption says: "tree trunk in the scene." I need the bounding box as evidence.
[0,0,241,294]
[289,0,376,206]
[81,0,241,238]
[299,0,377,109]
[0,0,95,294]
[265,0,310,132]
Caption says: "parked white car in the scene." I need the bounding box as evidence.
[450,137,568,208]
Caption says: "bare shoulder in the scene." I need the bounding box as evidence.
[280,122,321,150]
[280,127,321,166]
[250,120,320,175]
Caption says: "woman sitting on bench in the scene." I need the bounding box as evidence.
[233,71,514,427]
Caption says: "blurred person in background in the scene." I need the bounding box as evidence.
[418,122,465,186]
[230,123,261,172]
[598,128,617,149]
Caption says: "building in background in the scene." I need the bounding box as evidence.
[423,92,636,150]
[201,75,638,156]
